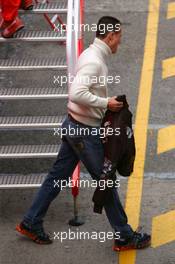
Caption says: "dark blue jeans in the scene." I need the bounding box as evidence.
[23,114,133,237]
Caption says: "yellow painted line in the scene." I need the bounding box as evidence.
[152,210,175,247]
[167,2,175,19]
[119,0,160,263]
[157,125,175,154]
[162,57,175,79]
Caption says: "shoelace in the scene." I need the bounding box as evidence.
[133,226,144,237]
[133,232,143,240]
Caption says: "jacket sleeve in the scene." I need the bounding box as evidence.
[69,62,109,109]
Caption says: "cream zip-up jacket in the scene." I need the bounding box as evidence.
[67,37,112,127]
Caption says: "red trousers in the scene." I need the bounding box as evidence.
[0,0,21,22]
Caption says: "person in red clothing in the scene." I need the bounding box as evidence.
[0,0,33,38]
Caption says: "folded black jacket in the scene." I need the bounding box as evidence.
[92,95,136,214]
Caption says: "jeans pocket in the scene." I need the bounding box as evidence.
[65,135,85,155]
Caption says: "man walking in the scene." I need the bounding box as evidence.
[16,16,151,251]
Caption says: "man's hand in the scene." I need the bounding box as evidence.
[107,96,124,112]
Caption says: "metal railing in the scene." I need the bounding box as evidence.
[67,0,84,225]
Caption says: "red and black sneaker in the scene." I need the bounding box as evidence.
[21,0,33,10]
[113,231,151,251]
[16,221,53,245]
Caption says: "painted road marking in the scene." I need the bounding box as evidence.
[162,57,175,79]
[157,125,175,154]
[167,2,175,19]
[119,0,160,263]
[154,4,175,249]
[152,210,175,247]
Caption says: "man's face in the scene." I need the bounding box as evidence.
[106,30,122,54]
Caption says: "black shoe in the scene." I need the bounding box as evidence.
[16,221,52,244]
[113,231,151,251]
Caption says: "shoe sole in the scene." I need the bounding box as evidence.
[113,239,151,251]
[15,224,52,245]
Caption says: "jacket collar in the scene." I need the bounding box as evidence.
[90,37,112,62]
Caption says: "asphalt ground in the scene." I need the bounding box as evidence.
[0,0,175,264]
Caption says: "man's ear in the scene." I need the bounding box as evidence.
[105,32,113,43]
[108,32,113,40]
